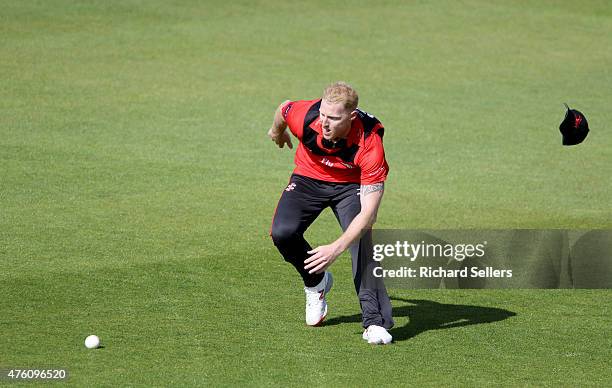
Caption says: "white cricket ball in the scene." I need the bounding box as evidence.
[84,335,100,349]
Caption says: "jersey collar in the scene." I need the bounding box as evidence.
[310,118,361,150]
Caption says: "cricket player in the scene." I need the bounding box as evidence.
[268,82,394,344]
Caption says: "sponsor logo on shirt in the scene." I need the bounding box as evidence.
[282,102,293,119]
[368,166,386,176]
[320,158,334,167]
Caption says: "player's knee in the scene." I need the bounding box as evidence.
[271,223,298,246]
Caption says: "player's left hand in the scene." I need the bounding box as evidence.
[305,243,343,274]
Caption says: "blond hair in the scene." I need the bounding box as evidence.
[322,81,359,111]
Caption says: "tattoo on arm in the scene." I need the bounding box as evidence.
[360,183,384,196]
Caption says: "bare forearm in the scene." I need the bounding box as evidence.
[270,100,289,135]
[334,212,375,252]
[334,183,384,252]
[304,184,383,274]
[268,101,293,149]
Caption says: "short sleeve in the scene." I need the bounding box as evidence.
[356,133,389,185]
[280,100,301,138]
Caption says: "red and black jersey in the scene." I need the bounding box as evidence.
[281,99,389,185]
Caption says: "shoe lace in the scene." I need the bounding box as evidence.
[305,288,322,306]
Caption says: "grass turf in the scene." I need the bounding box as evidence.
[1,0,611,386]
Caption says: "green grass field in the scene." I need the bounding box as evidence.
[2,0,611,386]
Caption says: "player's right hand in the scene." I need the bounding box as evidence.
[268,128,293,149]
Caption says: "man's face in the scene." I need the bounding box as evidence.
[319,99,356,141]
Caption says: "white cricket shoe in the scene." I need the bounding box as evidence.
[304,272,333,326]
[362,325,393,344]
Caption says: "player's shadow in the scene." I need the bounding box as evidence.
[324,297,516,342]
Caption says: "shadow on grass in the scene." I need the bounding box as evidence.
[325,297,516,342]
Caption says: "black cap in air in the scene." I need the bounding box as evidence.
[559,103,589,146]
